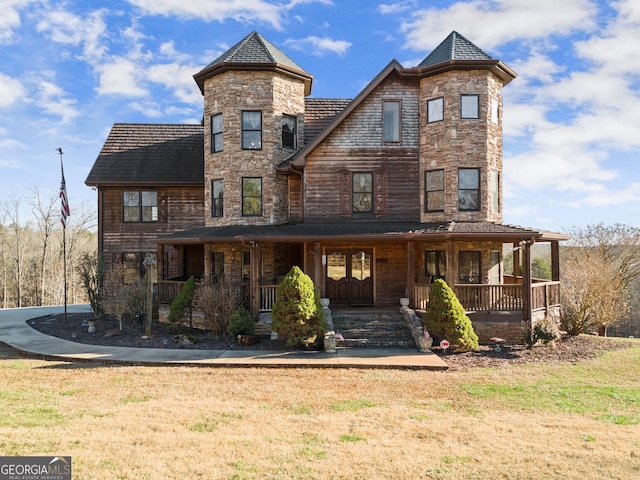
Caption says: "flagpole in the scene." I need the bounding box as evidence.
[57,148,68,322]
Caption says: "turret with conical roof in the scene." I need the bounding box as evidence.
[414,31,516,224]
[196,32,312,227]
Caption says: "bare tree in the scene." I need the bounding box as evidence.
[561,223,640,336]
[29,187,58,305]
[102,261,129,330]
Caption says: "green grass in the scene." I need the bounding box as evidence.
[330,398,384,412]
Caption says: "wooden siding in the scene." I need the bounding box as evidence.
[100,185,204,270]
[303,74,420,222]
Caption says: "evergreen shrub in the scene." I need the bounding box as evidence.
[271,266,326,348]
[423,279,479,351]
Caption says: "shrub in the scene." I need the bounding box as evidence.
[271,266,325,348]
[228,307,256,337]
[423,279,478,351]
[168,276,196,333]
[77,252,104,319]
[526,316,561,346]
[193,277,244,335]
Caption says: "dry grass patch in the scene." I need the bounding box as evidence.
[0,341,639,479]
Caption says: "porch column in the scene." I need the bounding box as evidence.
[513,242,521,278]
[312,242,322,295]
[156,244,164,281]
[523,240,533,331]
[406,241,415,300]
[550,240,560,281]
[203,245,211,282]
[250,243,261,317]
[445,239,455,286]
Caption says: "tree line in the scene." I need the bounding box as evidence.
[0,190,96,308]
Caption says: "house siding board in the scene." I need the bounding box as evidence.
[100,186,204,271]
[303,74,420,222]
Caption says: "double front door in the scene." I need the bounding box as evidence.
[325,249,373,306]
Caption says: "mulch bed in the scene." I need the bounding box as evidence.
[26,312,637,369]
[27,312,288,351]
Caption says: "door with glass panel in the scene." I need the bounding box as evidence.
[325,249,373,306]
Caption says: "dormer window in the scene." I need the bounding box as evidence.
[242,111,262,150]
[383,101,400,142]
[282,114,297,149]
[460,94,479,119]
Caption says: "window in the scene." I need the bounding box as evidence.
[211,113,223,153]
[242,177,262,216]
[383,101,400,142]
[460,94,479,119]
[211,251,224,282]
[459,251,481,284]
[458,168,479,211]
[352,173,373,213]
[490,250,501,284]
[242,111,262,149]
[490,170,499,213]
[123,191,157,222]
[425,250,446,282]
[122,252,157,284]
[425,169,445,212]
[282,114,296,149]
[212,179,224,217]
[491,98,499,124]
[427,97,444,123]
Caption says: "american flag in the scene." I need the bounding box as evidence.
[58,148,70,228]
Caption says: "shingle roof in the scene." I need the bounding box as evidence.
[193,31,313,95]
[85,123,203,185]
[201,31,306,72]
[155,221,567,244]
[418,31,493,67]
[303,98,352,145]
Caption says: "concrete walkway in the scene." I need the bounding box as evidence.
[0,305,448,370]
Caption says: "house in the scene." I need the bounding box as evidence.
[86,31,568,343]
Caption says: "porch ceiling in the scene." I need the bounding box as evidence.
[154,221,569,244]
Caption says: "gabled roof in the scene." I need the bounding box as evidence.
[303,98,352,145]
[193,31,313,95]
[85,124,203,186]
[287,59,405,169]
[419,31,493,67]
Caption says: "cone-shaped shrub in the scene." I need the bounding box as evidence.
[423,279,478,351]
[271,266,325,348]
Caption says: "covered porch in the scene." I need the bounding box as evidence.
[154,222,567,338]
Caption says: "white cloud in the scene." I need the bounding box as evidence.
[147,63,202,105]
[0,0,34,43]
[400,0,597,51]
[284,35,351,55]
[378,1,416,15]
[33,77,79,123]
[0,72,25,107]
[126,0,286,29]
[96,58,148,97]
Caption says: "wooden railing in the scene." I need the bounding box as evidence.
[531,281,560,312]
[260,285,278,311]
[415,283,524,312]
[455,284,524,311]
[158,280,185,304]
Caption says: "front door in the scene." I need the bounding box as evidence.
[326,249,373,306]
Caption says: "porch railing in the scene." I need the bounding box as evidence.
[414,281,560,313]
[531,281,560,311]
[260,285,278,311]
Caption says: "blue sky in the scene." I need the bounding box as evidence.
[1,0,639,232]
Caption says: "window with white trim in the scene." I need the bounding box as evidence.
[383,101,400,142]
[427,97,444,123]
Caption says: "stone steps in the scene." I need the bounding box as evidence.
[331,310,415,348]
